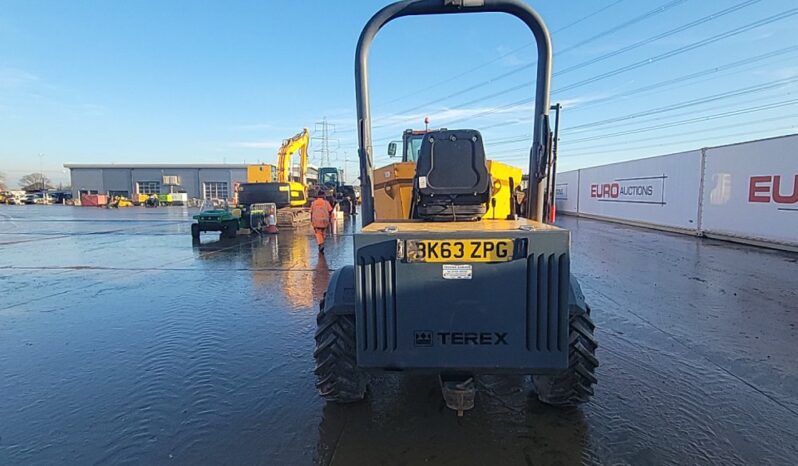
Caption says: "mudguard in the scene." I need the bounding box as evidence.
[323,265,356,316]
[569,274,586,311]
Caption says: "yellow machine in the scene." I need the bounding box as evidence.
[375,129,522,220]
[108,196,134,208]
[237,128,312,227]
[276,128,311,208]
[247,164,276,183]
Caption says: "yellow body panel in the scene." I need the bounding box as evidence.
[485,160,523,220]
[372,159,523,221]
[362,217,560,233]
[287,181,307,207]
[373,162,415,220]
[247,164,275,183]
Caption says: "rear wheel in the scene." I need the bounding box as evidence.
[533,279,598,407]
[313,295,367,403]
[191,223,200,240]
[223,221,237,238]
[251,215,263,235]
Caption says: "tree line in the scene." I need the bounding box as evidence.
[0,171,57,192]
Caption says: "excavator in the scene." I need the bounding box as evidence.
[239,128,312,227]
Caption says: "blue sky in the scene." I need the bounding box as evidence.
[1,0,797,187]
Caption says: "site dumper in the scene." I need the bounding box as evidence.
[313,0,598,414]
[191,203,272,240]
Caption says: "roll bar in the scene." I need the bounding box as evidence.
[355,0,553,226]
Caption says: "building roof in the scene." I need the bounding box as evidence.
[63,163,250,169]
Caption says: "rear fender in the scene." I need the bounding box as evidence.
[323,265,356,315]
[569,274,586,310]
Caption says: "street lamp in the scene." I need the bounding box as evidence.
[38,154,45,191]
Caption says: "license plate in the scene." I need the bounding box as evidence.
[405,239,515,263]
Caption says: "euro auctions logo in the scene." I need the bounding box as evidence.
[749,175,798,211]
[590,175,666,205]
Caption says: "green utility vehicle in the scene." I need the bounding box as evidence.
[318,166,358,215]
[191,202,274,240]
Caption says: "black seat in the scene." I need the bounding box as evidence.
[413,129,490,221]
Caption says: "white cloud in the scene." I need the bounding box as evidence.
[556,92,613,110]
[230,141,282,149]
[227,123,278,131]
[496,45,525,66]
[374,103,535,128]
[0,67,39,87]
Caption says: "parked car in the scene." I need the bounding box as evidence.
[24,192,52,205]
[6,192,25,205]
[49,191,73,204]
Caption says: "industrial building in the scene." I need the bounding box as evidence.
[63,164,249,201]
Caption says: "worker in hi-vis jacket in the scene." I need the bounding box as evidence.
[310,190,334,254]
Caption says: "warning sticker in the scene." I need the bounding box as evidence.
[442,264,472,280]
[418,176,428,189]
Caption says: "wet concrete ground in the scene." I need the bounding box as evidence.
[1,205,796,465]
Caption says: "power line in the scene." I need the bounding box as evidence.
[370,0,693,129]
[562,98,798,142]
[488,123,798,161]
[555,0,760,76]
[418,6,798,129]
[557,0,687,55]
[486,98,798,157]
[470,45,798,133]
[491,93,798,148]
[554,6,798,94]
[563,75,798,132]
[564,112,798,149]
[560,125,798,159]
[563,45,798,113]
[363,0,629,113]
[559,89,795,138]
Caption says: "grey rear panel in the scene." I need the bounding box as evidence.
[354,228,570,372]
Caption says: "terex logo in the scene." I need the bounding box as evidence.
[437,332,508,345]
[748,175,798,204]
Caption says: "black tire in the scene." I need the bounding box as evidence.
[533,279,598,407]
[313,295,367,403]
[251,215,263,235]
[191,223,200,240]
[223,221,237,239]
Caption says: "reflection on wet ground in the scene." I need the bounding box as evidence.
[1,206,796,465]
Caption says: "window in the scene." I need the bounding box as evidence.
[203,181,229,200]
[321,170,339,187]
[137,181,161,195]
[406,134,424,162]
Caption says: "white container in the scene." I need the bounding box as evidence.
[576,150,702,232]
[701,134,798,248]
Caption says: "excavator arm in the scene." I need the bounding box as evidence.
[276,128,311,184]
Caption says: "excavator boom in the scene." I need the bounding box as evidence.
[276,128,311,184]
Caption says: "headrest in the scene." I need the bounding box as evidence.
[415,129,489,197]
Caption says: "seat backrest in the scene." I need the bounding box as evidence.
[415,129,490,201]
